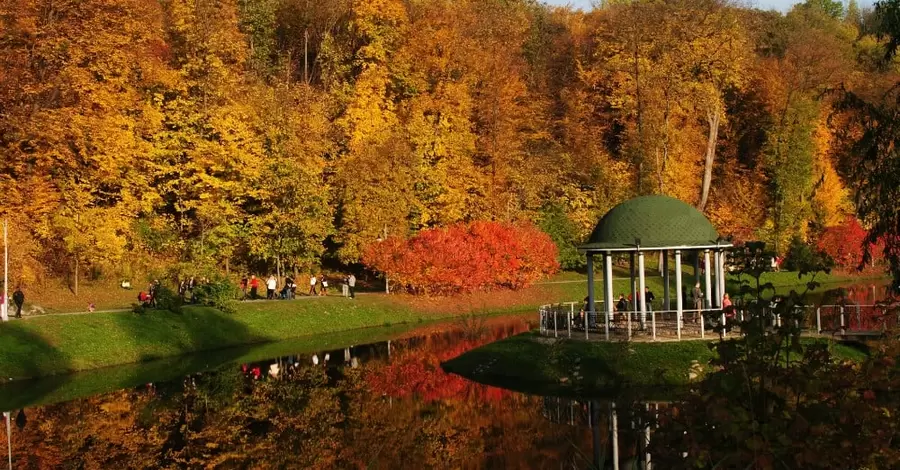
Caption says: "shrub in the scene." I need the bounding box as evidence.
[194,278,240,314]
[362,221,559,295]
[152,285,182,313]
[816,216,882,270]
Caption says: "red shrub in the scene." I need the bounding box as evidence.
[816,216,883,270]
[362,221,559,295]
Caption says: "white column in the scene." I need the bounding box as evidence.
[704,250,712,310]
[587,253,595,333]
[713,251,722,308]
[638,251,647,328]
[675,250,683,340]
[611,402,620,470]
[719,250,727,306]
[605,252,614,340]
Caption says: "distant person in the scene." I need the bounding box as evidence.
[348,274,356,299]
[615,294,628,312]
[644,286,655,312]
[309,274,317,296]
[120,280,132,289]
[284,276,294,299]
[692,282,703,310]
[320,275,328,296]
[12,286,24,319]
[240,277,248,300]
[149,280,160,308]
[249,275,260,299]
[88,303,96,313]
[188,276,197,303]
[266,275,277,300]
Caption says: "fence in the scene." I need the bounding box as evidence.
[539,302,899,341]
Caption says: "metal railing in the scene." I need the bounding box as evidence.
[539,302,900,341]
[538,302,734,341]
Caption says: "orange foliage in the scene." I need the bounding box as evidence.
[362,221,559,295]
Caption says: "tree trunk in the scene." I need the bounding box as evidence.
[697,107,720,211]
[74,257,79,297]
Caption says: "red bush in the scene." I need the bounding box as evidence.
[362,221,559,295]
[816,216,883,270]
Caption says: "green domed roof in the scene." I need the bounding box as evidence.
[580,195,723,251]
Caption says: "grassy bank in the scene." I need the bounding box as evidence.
[1,268,884,381]
[0,296,447,380]
[442,332,868,397]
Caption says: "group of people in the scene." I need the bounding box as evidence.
[239,273,357,300]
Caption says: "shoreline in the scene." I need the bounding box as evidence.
[0,270,887,380]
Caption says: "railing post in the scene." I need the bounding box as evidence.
[651,310,656,341]
[553,305,558,338]
[721,311,726,339]
[816,307,821,334]
[700,310,705,339]
[627,310,632,341]
[840,306,846,334]
[568,302,573,338]
[586,310,590,340]
[539,308,544,335]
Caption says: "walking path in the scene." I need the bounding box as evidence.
[16,293,348,319]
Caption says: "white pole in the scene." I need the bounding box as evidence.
[2,219,7,322]
[675,250,683,340]
[4,411,9,470]
[713,251,721,308]
[638,251,647,329]
[719,250,727,307]
[605,253,614,341]
[703,250,712,310]
[611,402,620,470]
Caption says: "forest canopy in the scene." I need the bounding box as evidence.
[0,0,890,284]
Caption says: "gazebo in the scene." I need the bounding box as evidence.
[578,195,732,340]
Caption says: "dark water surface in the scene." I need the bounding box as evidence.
[0,314,623,469]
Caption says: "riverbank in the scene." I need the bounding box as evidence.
[0,269,885,380]
[441,332,868,397]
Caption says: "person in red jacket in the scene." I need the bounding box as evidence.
[249,275,260,299]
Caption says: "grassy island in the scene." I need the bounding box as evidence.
[442,332,868,397]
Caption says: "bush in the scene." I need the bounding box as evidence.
[816,216,882,270]
[194,278,239,314]
[152,285,182,313]
[362,221,559,295]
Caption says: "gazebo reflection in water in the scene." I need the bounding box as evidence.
[541,395,668,470]
[540,196,734,341]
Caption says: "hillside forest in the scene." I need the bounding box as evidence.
[0,0,896,286]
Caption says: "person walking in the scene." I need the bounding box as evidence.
[692,282,704,324]
[266,275,277,300]
[308,274,317,296]
[149,280,160,308]
[12,286,24,319]
[320,275,328,296]
[240,277,248,300]
[249,275,260,299]
[348,274,356,299]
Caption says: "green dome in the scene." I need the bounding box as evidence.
[581,195,722,250]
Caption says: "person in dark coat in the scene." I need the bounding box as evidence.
[12,286,24,319]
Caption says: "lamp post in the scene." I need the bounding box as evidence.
[2,218,7,322]
[376,225,389,294]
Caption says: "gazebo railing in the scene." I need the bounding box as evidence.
[538,302,735,341]
[539,302,900,341]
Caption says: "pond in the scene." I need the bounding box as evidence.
[0,313,627,469]
[0,279,891,469]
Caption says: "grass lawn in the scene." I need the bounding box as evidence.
[442,332,868,398]
[0,296,447,380]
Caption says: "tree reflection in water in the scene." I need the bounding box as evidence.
[2,315,611,469]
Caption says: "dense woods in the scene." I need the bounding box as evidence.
[0,0,894,285]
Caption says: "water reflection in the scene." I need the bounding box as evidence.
[2,315,621,469]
